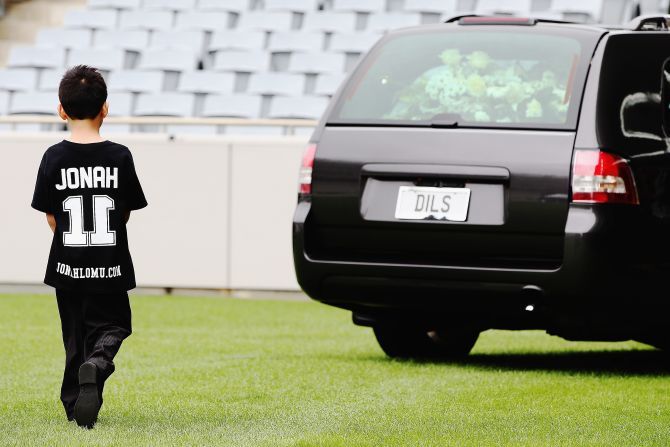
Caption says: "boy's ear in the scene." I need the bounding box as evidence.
[101,101,109,120]
[57,103,68,121]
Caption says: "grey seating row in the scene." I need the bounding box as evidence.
[0,90,329,119]
[32,27,381,53]
[0,67,345,95]
[212,50,347,73]
[10,31,378,72]
[78,0,613,24]
[82,0,611,23]
[62,9,425,32]
[86,0,436,14]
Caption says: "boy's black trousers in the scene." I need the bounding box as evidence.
[55,289,132,419]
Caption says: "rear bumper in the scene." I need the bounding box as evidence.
[293,201,670,338]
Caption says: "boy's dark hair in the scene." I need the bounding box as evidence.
[58,65,108,120]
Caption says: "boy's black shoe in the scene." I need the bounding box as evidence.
[73,362,101,428]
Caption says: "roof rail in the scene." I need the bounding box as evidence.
[626,14,670,31]
[444,14,576,26]
[444,14,480,23]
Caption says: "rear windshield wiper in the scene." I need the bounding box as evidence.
[429,113,461,128]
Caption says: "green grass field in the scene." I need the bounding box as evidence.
[1,294,669,446]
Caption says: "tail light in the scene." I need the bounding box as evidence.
[298,143,317,195]
[571,149,639,205]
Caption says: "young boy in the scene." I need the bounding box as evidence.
[31,65,147,428]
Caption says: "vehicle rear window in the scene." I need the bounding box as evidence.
[329,26,596,130]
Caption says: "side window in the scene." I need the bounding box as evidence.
[597,36,668,151]
[662,58,670,138]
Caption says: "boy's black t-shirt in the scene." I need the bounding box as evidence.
[31,140,147,292]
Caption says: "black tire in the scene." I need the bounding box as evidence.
[373,324,480,360]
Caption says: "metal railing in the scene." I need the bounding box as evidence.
[0,115,319,135]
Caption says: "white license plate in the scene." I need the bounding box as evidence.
[394,186,471,222]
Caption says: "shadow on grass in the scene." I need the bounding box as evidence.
[322,349,670,376]
[432,349,670,376]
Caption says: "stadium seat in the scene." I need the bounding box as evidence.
[600,0,637,23]
[101,91,134,135]
[120,10,174,30]
[175,11,233,30]
[7,47,66,69]
[236,11,294,31]
[302,12,357,32]
[100,92,135,135]
[264,0,320,12]
[135,92,196,116]
[313,72,346,95]
[639,0,664,14]
[64,9,118,30]
[197,0,250,12]
[209,30,266,52]
[550,0,603,22]
[268,32,325,52]
[36,28,93,50]
[88,0,141,9]
[212,50,270,72]
[475,0,532,16]
[178,71,235,94]
[288,52,345,74]
[68,48,126,71]
[403,0,457,14]
[201,94,262,118]
[144,0,197,11]
[268,95,328,119]
[109,70,164,92]
[151,30,206,52]
[37,69,63,91]
[329,32,380,53]
[93,30,150,50]
[138,48,199,71]
[332,0,385,13]
[367,12,422,32]
[0,69,38,91]
[106,92,134,116]
[9,92,56,114]
[248,72,304,95]
[0,91,9,115]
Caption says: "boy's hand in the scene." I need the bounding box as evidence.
[46,213,56,234]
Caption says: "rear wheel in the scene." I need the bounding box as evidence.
[372,324,480,360]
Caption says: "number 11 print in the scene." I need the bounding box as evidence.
[62,195,116,247]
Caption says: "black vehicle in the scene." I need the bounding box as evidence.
[293,15,670,358]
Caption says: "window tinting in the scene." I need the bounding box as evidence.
[330,27,594,129]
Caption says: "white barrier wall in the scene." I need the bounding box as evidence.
[0,132,307,291]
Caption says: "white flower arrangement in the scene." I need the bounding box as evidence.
[384,48,570,124]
